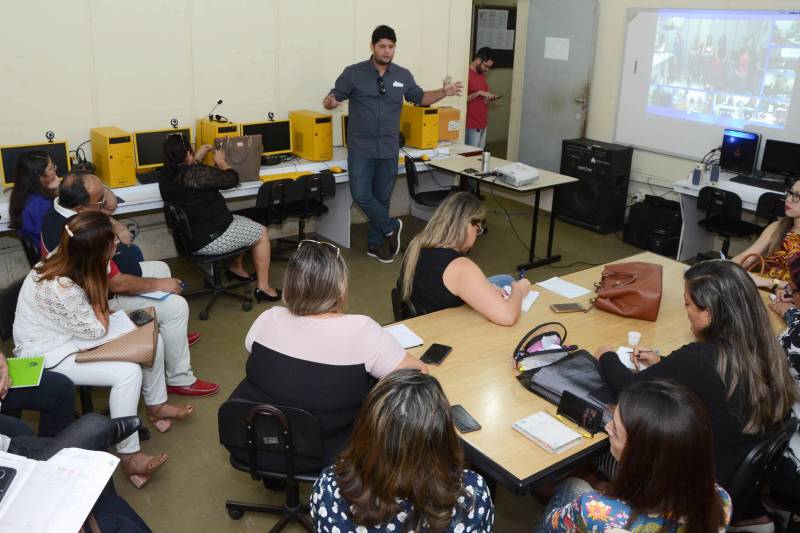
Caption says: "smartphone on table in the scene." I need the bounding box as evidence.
[420,343,452,365]
[549,302,587,313]
[128,309,154,326]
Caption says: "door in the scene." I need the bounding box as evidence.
[517,0,598,172]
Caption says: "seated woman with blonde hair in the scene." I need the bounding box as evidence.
[229,240,426,469]
[399,191,531,326]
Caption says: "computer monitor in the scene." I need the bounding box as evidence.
[720,129,760,175]
[240,120,292,156]
[133,128,191,171]
[761,139,800,178]
[0,141,70,187]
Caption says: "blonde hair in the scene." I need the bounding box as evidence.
[399,192,486,302]
[282,242,348,316]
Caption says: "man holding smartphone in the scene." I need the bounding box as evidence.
[466,47,498,149]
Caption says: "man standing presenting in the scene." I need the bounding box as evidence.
[465,47,497,149]
[323,25,463,263]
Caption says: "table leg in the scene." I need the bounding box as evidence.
[516,188,562,271]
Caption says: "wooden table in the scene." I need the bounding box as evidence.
[428,155,577,271]
[399,252,786,494]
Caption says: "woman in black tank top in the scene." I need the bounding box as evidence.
[399,192,531,325]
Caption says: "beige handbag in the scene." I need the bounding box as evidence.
[214,135,263,182]
[74,308,157,368]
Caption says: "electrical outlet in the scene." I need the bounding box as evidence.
[631,192,645,203]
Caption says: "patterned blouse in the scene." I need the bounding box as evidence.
[541,487,732,532]
[310,466,494,532]
[763,231,800,281]
[778,307,800,380]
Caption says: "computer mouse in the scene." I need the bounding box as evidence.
[420,154,430,161]
[330,165,344,173]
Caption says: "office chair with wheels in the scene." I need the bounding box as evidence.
[756,191,787,225]
[404,157,457,208]
[19,236,41,268]
[163,203,253,321]
[390,285,425,321]
[233,178,295,228]
[696,186,762,258]
[270,172,336,258]
[218,399,323,532]
[726,418,798,522]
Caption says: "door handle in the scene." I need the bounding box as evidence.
[574,96,587,105]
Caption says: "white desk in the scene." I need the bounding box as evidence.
[673,173,777,261]
[0,143,475,249]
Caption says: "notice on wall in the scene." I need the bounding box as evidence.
[544,37,570,61]
[476,8,515,50]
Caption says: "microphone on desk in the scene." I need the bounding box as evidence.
[207,99,223,121]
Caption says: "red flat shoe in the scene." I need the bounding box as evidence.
[166,379,220,397]
[187,332,201,347]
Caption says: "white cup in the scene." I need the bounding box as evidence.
[628,331,642,347]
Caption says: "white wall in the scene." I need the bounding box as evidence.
[587,0,800,195]
[0,0,470,149]
[0,0,472,285]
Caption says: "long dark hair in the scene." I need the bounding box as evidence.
[609,379,725,532]
[685,260,797,434]
[335,369,466,532]
[35,211,114,314]
[9,150,54,230]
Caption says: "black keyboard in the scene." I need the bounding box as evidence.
[136,170,161,184]
[730,174,787,192]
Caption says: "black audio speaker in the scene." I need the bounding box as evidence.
[556,138,633,234]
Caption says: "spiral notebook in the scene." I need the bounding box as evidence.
[8,356,45,388]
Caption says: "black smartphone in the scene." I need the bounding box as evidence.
[557,391,604,435]
[420,343,452,365]
[0,466,17,503]
[128,309,154,327]
[451,404,481,433]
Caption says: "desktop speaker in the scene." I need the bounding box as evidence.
[555,138,633,234]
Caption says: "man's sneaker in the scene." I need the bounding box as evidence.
[367,244,394,263]
[386,219,403,256]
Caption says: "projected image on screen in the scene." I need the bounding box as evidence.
[646,12,797,129]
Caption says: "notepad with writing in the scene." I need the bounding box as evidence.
[512,411,583,454]
[8,356,45,388]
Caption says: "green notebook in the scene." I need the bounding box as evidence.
[8,356,45,388]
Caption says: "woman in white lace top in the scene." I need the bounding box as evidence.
[13,212,192,488]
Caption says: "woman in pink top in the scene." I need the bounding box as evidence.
[229,240,426,469]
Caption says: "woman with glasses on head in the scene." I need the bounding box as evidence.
[159,134,280,302]
[228,240,426,469]
[399,191,531,325]
[9,150,59,247]
[13,211,195,489]
[733,179,800,290]
[537,379,731,532]
[311,368,494,533]
[593,259,797,531]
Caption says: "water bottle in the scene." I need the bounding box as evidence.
[482,151,491,173]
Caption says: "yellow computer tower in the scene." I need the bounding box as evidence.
[400,104,439,149]
[195,118,239,165]
[90,127,136,188]
[289,110,332,161]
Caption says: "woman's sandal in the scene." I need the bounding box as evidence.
[145,403,194,433]
[121,452,168,489]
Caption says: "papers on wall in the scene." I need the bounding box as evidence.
[384,324,424,349]
[0,448,118,532]
[544,37,570,61]
[536,277,591,298]
[476,9,515,50]
[513,411,583,454]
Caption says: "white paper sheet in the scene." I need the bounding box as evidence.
[536,277,591,298]
[616,346,651,371]
[544,37,570,61]
[384,324,424,349]
[71,310,136,351]
[137,290,171,300]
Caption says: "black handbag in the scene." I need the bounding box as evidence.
[512,321,577,371]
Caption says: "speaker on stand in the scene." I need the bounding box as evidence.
[555,138,633,234]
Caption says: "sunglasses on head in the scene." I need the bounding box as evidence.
[298,239,340,258]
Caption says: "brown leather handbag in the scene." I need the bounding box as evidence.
[591,262,663,322]
[214,135,263,182]
[75,308,157,367]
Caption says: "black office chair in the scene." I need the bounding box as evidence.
[218,399,323,532]
[726,418,798,518]
[233,178,295,228]
[390,284,425,321]
[163,203,253,321]
[19,236,41,268]
[756,192,787,225]
[404,157,457,208]
[697,187,762,258]
[0,278,98,416]
[270,172,336,258]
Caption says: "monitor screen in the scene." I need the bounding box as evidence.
[241,121,291,155]
[720,129,760,174]
[761,139,800,177]
[0,142,70,185]
[134,128,190,168]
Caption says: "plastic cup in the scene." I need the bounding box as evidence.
[628,331,642,347]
